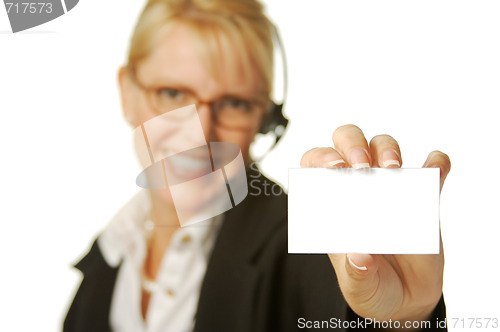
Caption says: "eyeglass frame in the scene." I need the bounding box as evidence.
[127,66,271,132]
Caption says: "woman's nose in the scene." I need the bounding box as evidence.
[196,102,215,142]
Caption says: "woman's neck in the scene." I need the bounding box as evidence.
[145,191,181,278]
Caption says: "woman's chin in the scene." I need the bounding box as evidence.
[152,182,227,222]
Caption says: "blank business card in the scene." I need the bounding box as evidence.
[288,168,440,254]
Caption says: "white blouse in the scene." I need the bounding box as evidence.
[97,190,222,332]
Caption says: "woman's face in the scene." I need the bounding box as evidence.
[119,23,267,219]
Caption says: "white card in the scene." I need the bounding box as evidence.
[288,168,440,254]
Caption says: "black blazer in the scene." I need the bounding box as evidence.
[64,173,447,332]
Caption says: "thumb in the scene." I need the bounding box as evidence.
[328,253,380,303]
[347,253,377,273]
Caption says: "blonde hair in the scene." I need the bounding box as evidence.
[127,0,275,98]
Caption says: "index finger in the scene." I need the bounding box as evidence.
[423,150,451,191]
[332,124,371,169]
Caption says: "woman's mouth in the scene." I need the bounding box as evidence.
[162,146,213,184]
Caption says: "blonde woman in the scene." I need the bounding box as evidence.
[64,0,451,331]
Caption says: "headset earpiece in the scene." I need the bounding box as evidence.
[259,102,289,145]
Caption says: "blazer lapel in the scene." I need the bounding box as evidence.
[64,241,120,332]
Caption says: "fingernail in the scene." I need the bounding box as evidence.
[350,148,370,169]
[382,150,401,168]
[347,255,367,271]
[323,153,346,168]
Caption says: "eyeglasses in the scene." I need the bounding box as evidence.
[129,68,269,131]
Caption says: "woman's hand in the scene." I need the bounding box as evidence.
[300,124,451,327]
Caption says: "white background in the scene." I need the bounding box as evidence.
[1,0,499,330]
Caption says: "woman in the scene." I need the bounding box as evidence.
[64,0,451,331]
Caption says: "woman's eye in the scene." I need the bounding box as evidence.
[223,98,252,112]
[158,88,184,102]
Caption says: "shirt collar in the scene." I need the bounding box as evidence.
[98,190,223,267]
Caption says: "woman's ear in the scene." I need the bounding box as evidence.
[118,66,137,127]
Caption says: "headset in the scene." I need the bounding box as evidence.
[256,23,289,156]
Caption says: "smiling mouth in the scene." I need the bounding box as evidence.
[162,147,213,184]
